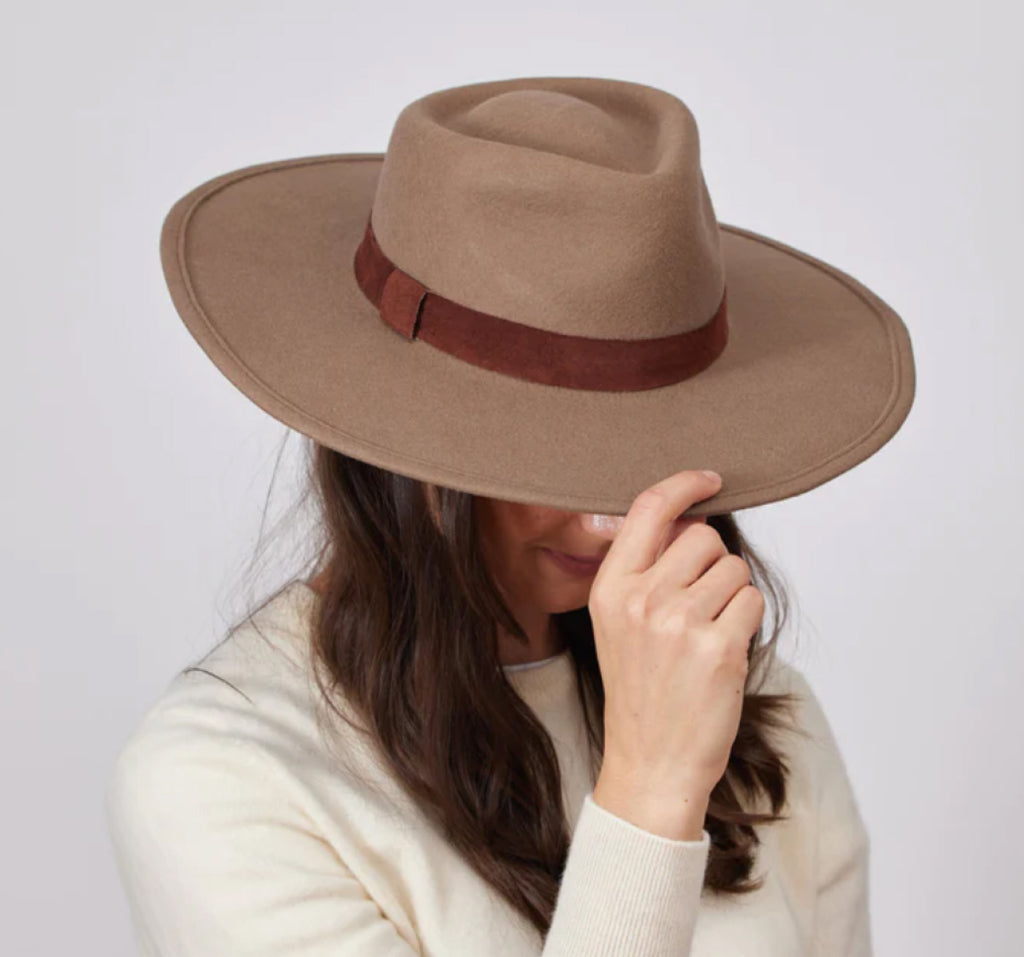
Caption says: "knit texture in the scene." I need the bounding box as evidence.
[105,580,872,955]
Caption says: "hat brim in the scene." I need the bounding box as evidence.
[160,153,915,517]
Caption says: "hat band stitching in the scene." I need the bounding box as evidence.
[353,214,729,392]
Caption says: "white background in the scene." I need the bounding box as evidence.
[4,1,1022,954]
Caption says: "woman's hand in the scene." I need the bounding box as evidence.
[589,470,765,833]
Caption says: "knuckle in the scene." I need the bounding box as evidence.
[655,597,701,635]
[723,553,752,580]
[651,611,683,636]
[694,623,749,666]
[633,486,667,511]
[691,622,725,654]
[588,580,618,616]
[743,583,766,607]
[690,522,722,548]
[622,584,652,623]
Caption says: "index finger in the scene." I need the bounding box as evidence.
[599,470,722,578]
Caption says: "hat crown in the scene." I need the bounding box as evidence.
[370,77,726,340]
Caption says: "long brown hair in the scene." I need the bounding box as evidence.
[237,436,805,937]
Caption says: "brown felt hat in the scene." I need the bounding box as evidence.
[159,75,915,518]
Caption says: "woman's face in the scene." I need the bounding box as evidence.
[474,499,613,614]
[472,496,708,615]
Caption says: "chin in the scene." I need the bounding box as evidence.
[544,583,594,612]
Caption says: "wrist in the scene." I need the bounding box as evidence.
[592,774,709,841]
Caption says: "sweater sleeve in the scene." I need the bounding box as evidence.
[105,683,709,956]
[542,792,709,955]
[787,667,873,956]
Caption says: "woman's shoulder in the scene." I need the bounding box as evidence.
[143,580,318,723]
[753,653,870,839]
[104,578,416,865]
[105,581,326,803]
[756,655,855,767]
[183,579,320,700]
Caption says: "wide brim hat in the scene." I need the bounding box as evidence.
[159,75,915,518]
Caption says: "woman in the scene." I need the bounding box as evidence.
[105,75,915,955]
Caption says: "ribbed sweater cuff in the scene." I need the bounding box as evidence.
[542,790,710,956]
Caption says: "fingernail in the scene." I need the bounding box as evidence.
[701,470,721,482]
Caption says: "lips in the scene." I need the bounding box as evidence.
[544,548,604,576]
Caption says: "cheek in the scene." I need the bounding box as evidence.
[499,534,557,593]
[479,501,567,580]
[525,507,570,544]
[492,506,560,554]
[509,504,559,530]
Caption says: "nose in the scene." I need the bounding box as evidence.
[582,513,625,537]
[581,511,708,539]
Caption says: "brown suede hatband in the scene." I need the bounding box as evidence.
[353,215,730,392]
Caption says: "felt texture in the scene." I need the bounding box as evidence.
[158,76,916,516]
[355,215,729,391]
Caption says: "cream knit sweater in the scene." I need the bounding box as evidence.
[106,580,872,955]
